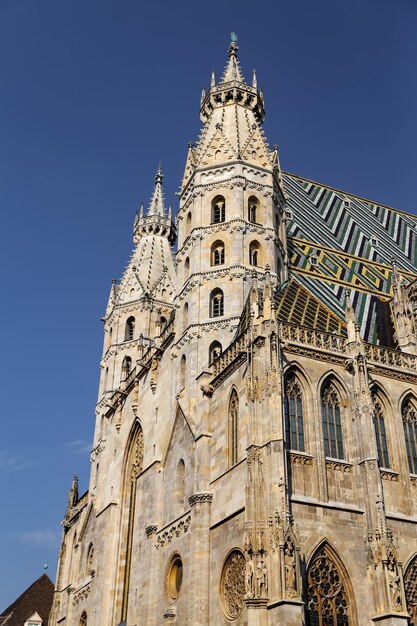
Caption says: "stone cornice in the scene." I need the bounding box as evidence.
[173,316,241,351]
[188,492,213,506]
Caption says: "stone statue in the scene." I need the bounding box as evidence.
[244,558,255,598]
[255,559,268,598]
[284,541,297,596]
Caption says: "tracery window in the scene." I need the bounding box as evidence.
[125,316,135,341]
[372,393,390,468]
[321,382,344,459]
[284,375,305,452]
[211,195,226,223]
[211,240,225,266]
[209,341,222,365]
[220,550,246,620]
[404,555,417,626]
[210,289,224,317]
[306,544,350,626]
[229,389,239,466]
[402,398,417,474]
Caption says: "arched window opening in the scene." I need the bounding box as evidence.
[130,288,135,299]
[119,425,144,622]
[160,315,167,327]
[86,543,94,575]
[121,356,132,381]
[210,289,224,317]
[321,381,344,459]
[211,240,225,266]
[371,392,390,468]
[209,341,222,365]
[404,555,417,626]
[211,195,226,224]
[175,459,185,507]
[184,256,190,280]
[284,374,305,452]
[180,355,186,389]
[125,316,135,341]
[185,212,192,236]
[248,196,259,223]
[229,389,239,466]
[103,367,108,391]
[306,544,351,626]
[183,302,189,331]
[249,241,261,267]
[79,612,87,626]
[402,398,417,474]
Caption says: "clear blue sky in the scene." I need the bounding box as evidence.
[1,0,416,608]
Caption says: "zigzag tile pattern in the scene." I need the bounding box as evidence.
[283,173,417,344]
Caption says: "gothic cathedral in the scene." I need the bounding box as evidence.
[49,38,417,626]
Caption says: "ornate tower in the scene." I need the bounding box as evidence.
[174,36,287,384]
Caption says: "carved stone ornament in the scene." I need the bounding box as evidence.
[130,429,144,481]
[221,550,246,620]
[188,492,213,506]
[284,537,298,598]
[404,557,417,626]
[155,515,191,549]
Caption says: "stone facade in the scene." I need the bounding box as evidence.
[49,38,417,626]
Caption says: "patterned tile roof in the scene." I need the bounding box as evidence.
[283,173,417,344]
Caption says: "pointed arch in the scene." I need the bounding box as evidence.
[305,541,355,626]
[284,371,305,452]
[401,394,417,474]
[209,340,222,365]
[79,612,87,626]
[121,356,132,381]
[228,387,239,466]
[118,420,144,623]
[125,316,135,341]
[319,375,346,460]
[86,542,94,575]
[404,553,417,625]
[370,385,390,468]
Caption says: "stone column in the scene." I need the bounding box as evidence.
[187,492,212,626]
[145,524,158,626]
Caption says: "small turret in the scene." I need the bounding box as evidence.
[133,166,176,244]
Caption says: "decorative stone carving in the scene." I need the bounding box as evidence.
[255,559,268,598]
[130,429,144,481]
[72,584,91,606]
[404,557,417,626]
[188,493,213,506]
[221,550,246,620]
[307,546,350,625]
[155,515,191,549]
[284,537,297,598]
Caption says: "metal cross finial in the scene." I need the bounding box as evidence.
[230,31,237,43]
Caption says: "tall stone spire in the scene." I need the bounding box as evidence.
[133,166,176,244]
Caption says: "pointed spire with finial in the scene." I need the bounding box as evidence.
[147,165,166,218]
[67,475,79,511]
[200,86,206,105]
[219,32,245,84]
[252,69,257,89]
[211,68,216,87]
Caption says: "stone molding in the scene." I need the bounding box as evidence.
[380,469,400,482]
[325,458,353,473]
[145,525,158,537]
[72,584,91,606]
[289,451,314,466]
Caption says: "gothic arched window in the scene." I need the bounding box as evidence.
[249,241,261,267]
[121,356,132,381]
[184,256,190,280]
[284,374,305,452]
[404,555,417,626]
[175,459,185,508]
[248,196,259,223]
[306,544,351,626]
[86,543,94,574]
[211,240,225,266]
[402,398,417,474]
[119,425,144,622]
[185,212,192,236]
[125,316,135,341]
[179,355,186,389]
[209,341,222,365]
[372,392,390,468]
[79,611,87,626]
[229,389,239,466]
[211,195,226,224]
[321,381,344,459]
[210,289,224,317]
[183,302,189,332]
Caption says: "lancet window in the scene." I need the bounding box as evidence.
[79,612,87,626]
[402,398,417,474]
[229,389,239,466]
[284,374,305,451]
[404,555,417,626]
[120,426,144,622]
[125,316,135,341]
[321,381,344,459]
[371,392,390,468]
[211,196,226,223]
[306,544,351,626]
[211,240,225,266]
[210,289,224,317]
